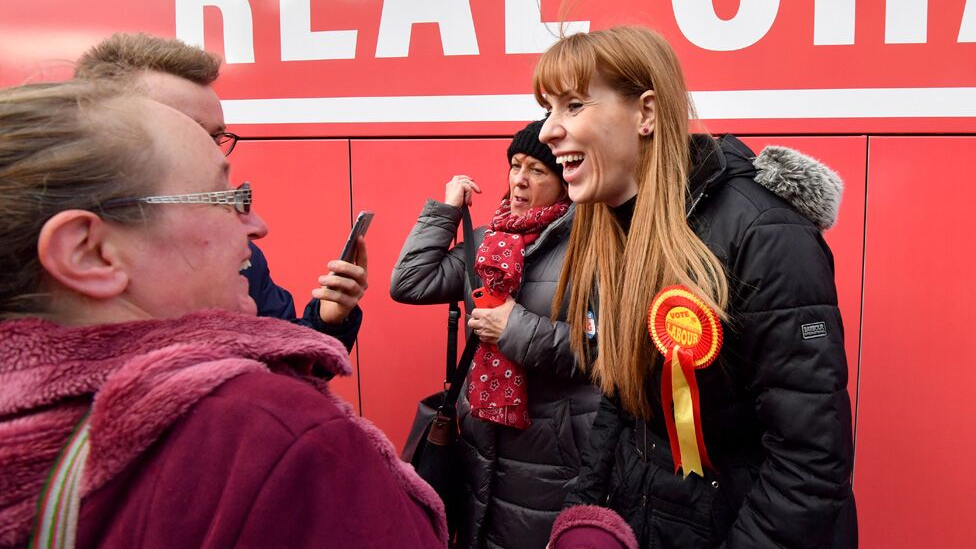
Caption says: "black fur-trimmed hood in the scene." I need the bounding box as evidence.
[689,135,844,230]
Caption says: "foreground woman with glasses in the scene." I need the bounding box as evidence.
[0,81,445,548]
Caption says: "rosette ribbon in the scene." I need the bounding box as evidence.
[648,286,723,478]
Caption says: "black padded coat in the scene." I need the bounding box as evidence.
[565,135,857,549]
[391,200,602,549]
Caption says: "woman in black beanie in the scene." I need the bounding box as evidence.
[391,119,601,549]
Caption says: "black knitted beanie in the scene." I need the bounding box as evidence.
[506,119,562,177]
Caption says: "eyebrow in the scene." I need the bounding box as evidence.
[511,157,547,171]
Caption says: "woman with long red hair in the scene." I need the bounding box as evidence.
[535,27,857,548]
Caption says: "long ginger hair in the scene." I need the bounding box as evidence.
[534,27,728,419]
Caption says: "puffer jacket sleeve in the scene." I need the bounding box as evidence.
[720,211,855,549]
[565,394,626,507]
[497,304,577,378]
[390,199,470,305]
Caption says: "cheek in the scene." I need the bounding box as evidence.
[169,220,232,271]
[545,182,564,203]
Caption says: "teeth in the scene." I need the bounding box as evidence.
[240,259,252,272]
[556,153,585,165]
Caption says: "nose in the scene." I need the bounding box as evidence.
[539,115,561,148]
[243,210,269,240]
[513,166,529,187]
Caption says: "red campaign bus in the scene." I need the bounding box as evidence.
[2,1,974,546]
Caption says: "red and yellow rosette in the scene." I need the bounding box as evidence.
[648,285,723,478]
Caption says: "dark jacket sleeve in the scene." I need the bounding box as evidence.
[565,394,626,507]
[389,199,471,305]
[246,242,361,353]
[246,242,298,321]
[498,304,578,379]
[720,213,855,549]
[300,299,362,352]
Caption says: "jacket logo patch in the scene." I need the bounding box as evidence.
[801,322,827,340]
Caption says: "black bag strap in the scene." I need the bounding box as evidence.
[441,334,479,413]
[445,302,460,381]
[440,205,481,411]
[461,205,479,293]
[444,206,478,378]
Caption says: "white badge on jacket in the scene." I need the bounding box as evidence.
[585,310,597,339]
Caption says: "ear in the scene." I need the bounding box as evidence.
[638,90,656,135]
[37,210,129,300]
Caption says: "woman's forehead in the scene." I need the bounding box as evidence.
[534,41,597,95]
[511,153,545,166]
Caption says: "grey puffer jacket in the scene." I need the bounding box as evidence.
[391,199,602,549]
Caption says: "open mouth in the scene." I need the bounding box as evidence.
[511,195,530,206]
[239,259,252,272]
[556,153,585,178]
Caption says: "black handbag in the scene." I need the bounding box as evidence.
[401,206,480,538]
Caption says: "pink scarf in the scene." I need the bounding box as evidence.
[468,197,571,429]
[0,311,447,548]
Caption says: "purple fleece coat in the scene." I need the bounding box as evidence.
[0,310,446,548]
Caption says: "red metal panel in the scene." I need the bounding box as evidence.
[856,137,976,548]
[230,139,360,409]
[740,136,867,413]
[1,1,973,135]
[350,138,508,451]
[0,0,176,85]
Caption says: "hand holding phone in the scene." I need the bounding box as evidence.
[314,211,371,325]
[471,286,506,309]
[339,211,374,263]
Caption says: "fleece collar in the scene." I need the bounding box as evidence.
[0,309,351,416]
[1,311,450,547]
[0,311,358,547]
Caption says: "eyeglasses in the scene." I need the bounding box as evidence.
[101,182,252,214]
[212,132,239,156]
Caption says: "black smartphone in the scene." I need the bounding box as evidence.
[339,211,374,263]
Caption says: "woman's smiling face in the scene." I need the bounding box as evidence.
[110,100,268,319]
[539,73,647,207]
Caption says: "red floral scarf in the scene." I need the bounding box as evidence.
[468,197,571,429]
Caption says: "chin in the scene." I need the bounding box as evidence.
[235,295,258,316]
[567,185,593,204]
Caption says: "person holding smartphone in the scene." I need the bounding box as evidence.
[391,120,601,549]
[75,33,368,352]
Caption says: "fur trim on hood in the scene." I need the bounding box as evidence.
[753,145,844,230]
